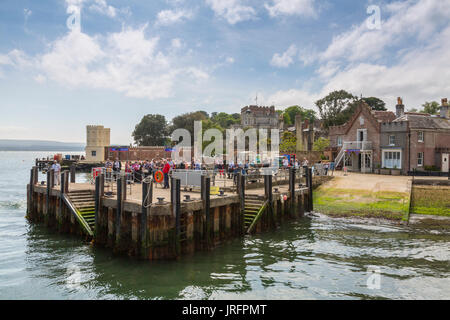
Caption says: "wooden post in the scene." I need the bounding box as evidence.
[289,167,296,209]
[308,168,313,212]
[205,177,211,248]
[140,179,151,258]
[95,175,100,237]
[70,165,76,183]
[49,169,55,189]
[174,178,181,255]
[59,171,66,228]
[201,175,206,200]
[115,176,124,245]
[45,170,51,216]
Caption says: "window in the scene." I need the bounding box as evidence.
[418,131,424,142]
[389,135,396,146]
[417,152,424,166]
[91,151,97,157]
[383,150,402,169]
[337,137,343,146]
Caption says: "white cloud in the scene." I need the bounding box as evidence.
[14,25,207,100]
[226,57,235,64]
[321,0,450,62]
[270,44,298,68]
[171,38,184,49]
[205,0,256,24]
[89,0,117,18]
[155,9,193,26]
[264,0,317,18]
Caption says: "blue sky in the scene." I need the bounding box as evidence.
[0,0,449,144]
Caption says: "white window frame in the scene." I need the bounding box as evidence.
[337,136,343,147]
[389,135,395,146]
[382,149,402,169]
[418,131,424,143]
[417,152,424,167]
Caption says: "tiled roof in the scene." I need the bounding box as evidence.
[373,111,396,122]
[394,114,450,130]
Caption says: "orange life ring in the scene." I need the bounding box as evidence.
[154,170,164,183]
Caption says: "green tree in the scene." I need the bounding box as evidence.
[282,105,317,126]
[362,97,387,111]
[279,131,297,153]
[315,90,357,128]
[313,137,330,152]
[210,112,241,128]
[132,114,168,146]
[169,111,209,141]
[421,101,440,115]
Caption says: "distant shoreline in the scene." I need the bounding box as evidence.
[0,139,85,152]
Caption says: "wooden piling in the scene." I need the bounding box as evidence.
[70,165,76,183]
[94,175,100,236]
[308,168,313,212]
[205,176,211,249]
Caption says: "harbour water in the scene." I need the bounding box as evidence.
[0,151,449,300]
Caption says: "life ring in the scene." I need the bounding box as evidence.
[154,170,164,183]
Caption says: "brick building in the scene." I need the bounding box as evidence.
[380,98,450,173]
[328,101,396,172]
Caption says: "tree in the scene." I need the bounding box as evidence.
[362,97,387,111]
[421,101,440,115]
[279,131,297,153]
[132,114,168,146]
[315,90,357,128]
[210,112,241,128]
[282,105,317,126]
[313,137,330,152]
[169,111,209,141]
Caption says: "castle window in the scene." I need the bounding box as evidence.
[91,151,97,157]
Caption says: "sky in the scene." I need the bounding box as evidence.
[0,0,449,145]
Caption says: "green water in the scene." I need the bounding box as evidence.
[0,152,449,299]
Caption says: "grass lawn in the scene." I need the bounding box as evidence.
[314,188,410,221]
[410,186,450,217]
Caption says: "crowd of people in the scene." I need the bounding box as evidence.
[102,156,318,188]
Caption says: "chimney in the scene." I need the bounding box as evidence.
[440,98,449,119]
[396,97,405,118]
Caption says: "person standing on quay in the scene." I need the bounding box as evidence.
[162,159,171,189]
[51,160,61,185]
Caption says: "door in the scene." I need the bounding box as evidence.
[443,154,449,173]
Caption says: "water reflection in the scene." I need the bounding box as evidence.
[22,213,450,300]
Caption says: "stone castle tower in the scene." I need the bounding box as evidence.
[85,125,110,162]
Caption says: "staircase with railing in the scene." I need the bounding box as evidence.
[62,190,96,237]
[243,195,268,234]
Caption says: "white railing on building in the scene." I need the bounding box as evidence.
[343,141,373,151]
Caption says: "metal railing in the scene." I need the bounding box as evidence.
[343,141,373,151]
